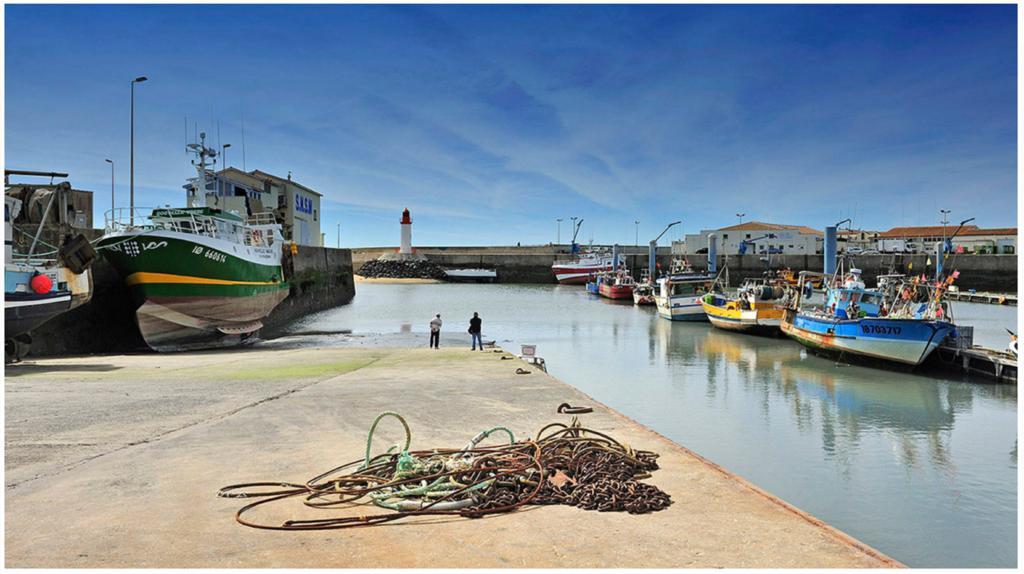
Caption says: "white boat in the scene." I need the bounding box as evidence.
[654,259,715,321]
[444,268,497,283]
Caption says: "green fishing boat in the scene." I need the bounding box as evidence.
[95,135,289,351]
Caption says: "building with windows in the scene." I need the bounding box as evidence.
[878,225,1017,254]
[187,167,323,245]
[837,229,881,252]
[678,222,823,255]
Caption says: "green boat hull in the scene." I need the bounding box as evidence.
[96,230,289,351]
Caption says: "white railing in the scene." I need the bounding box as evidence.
[104,207,281,248]
[246,212,277,226]
[105,207,234,242]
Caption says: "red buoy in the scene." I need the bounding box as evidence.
[30,273,53,294]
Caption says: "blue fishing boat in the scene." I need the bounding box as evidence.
[780,269,957,367]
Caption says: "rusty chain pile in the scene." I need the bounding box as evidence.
[217,412,671,530]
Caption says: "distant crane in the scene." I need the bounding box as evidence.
[648,221,681,279]
[569,218,584,254]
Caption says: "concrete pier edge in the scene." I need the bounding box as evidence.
[533,360,905,568]
[5,345,905,567]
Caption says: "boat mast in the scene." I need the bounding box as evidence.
[186,132,218,208]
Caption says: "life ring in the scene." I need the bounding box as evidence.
[251,229,263,245]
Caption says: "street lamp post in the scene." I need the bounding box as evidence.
[130,75,148,225]
[634,219,639,247]
[337,222,341,248]
[736,212,745,225]
[940,209,951,253]
[222,143,232,169]
[556,218,562,245]
[104,159,114,220]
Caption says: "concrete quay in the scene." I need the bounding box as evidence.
[352,245,1017,291]
[6,346,899,568]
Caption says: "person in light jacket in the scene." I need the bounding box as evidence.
[429,314,442,349]
[468,312,483,350]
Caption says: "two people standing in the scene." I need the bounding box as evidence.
[427,312,484,350]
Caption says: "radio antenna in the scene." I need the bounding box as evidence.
[241,108,247,172]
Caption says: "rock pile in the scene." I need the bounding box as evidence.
[357,259,447,280]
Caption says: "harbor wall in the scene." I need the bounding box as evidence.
[26,245,355,357]
[352,246,1017,291]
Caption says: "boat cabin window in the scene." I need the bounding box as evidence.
[672,283,698,296]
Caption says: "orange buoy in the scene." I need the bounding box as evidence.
[30,273,53,294]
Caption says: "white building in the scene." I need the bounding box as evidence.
[190,167,323,245]
[679,222,823,255]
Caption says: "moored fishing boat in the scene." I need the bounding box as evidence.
[5,172,96,362]
[598,270,635,300]
[654,258,715,321]
[552,248,614,284]
[95,135,290,351]
[701,278,789,335]
[632,269,656,306]
[780,268,957,367]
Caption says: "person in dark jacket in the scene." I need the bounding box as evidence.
[468,312,483,350]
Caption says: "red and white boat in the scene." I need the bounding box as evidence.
[598,271,635,299]
[552,250,614,284]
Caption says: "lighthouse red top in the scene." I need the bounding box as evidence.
[401,208,411,224]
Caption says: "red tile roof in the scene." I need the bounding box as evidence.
[717,221,823,236]
[879,225,1016,238]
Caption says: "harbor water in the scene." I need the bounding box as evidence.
[290,283,1017,568]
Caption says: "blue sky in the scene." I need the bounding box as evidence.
[4,4,1016,247]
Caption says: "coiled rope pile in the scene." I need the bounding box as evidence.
[218,411,671,530]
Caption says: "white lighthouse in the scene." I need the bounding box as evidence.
[399,208,413,255]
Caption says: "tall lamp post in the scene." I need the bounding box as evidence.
[555,218,563,245]
[336,222,341,248]
[634,219,640,247]
[104,159,114,220]
[222,143,232,169]
[736,212,745,225]
[940,209,951,253]
[130,75,148,225]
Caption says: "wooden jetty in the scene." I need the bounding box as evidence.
[947,290,1017,306]
[933,326,1017,383]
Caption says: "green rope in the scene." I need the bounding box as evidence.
[362,411,412,471]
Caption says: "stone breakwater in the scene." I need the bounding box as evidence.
[357,258,448,280]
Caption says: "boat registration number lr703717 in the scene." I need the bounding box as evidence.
[191,245,227,263]
[861,324,902,335]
